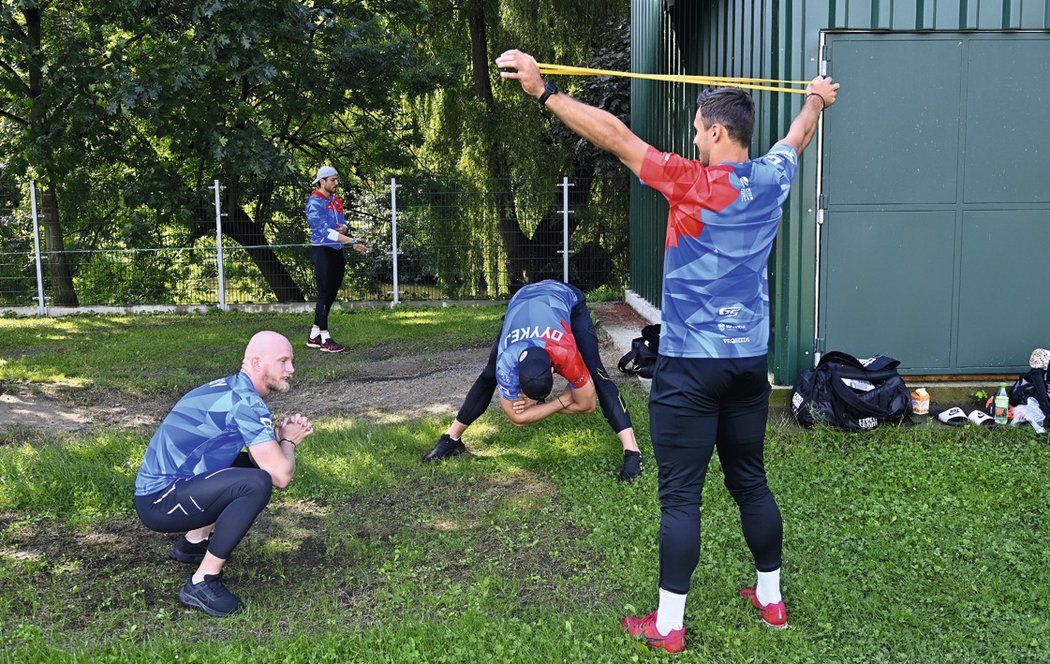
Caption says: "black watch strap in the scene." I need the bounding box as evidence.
[538,81,559,106]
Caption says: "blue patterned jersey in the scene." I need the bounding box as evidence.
[495,280,590,401]
[639,143,798,358]
[134,372,275,496]
[306,190,346,249]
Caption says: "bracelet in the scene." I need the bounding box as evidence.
[557,396,566,408]
[279,437,297,447]
[806,93,826,111]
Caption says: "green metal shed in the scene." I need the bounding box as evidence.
[629,0,1050,384]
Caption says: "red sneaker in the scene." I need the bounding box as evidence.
[319,338,345,353]
[739,586,788,629]
[621,611,685,653]
[306,335,321,348]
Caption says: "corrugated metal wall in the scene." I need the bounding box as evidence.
[630,0,1050,383]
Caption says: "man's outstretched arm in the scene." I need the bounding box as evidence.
[495,49,650,178]
[775,76,840,155]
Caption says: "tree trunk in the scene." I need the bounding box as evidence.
[466,2,530,291]
[24,7,78,306]
[221,207,305,302]
[39,185,79,306]
[218,179,304,302]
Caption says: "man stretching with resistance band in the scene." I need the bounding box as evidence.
[134,332,313,617]
[422,279,643,482]
[495,50,838,651]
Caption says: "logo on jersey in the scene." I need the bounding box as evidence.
[261,417,273,430]
[719,306,742,317]
[503,326,565,348]
[718,323,747,332]
[739,176,753,203]
[723,337,751,344]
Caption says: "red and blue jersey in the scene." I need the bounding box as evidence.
[640,143,798,358]
[495,280,590,401]
[306,191,346,249]
[134,372,275,496]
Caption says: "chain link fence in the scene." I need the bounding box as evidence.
[0,174,629,313]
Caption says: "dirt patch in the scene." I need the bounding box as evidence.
[0,327,635,432]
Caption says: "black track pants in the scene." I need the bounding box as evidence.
[649,354,782,594]
[135,452,273,560]
[311,245,345,330]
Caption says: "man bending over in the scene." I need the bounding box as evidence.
[422,279,643,481]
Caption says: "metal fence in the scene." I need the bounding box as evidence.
[0,175,629,313]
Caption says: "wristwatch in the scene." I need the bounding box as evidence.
[537,81,559,106]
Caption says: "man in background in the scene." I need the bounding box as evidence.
[306,166,367,353]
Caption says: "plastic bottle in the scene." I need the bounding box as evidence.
[993,383,1009,425]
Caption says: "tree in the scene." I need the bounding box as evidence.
[413,0,630,293]
[111,0,456,301]
[0,1,123,305]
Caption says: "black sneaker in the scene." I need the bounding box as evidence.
[422,434,466,463]
[618,450,643,482]
[178,573,244,617]
[169,536,209,564]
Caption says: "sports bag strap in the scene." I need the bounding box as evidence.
[617,343,642,375]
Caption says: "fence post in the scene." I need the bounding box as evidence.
[390,177,400,306]
[559,176,573,283]
[29,180,46,316]
[213,180,227,311]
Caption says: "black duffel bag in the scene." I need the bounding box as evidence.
[617,324,661,379]
[791,351,910,431]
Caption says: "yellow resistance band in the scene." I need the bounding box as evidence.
[537,62,811,95]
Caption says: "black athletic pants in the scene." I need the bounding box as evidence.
[311,245,345,330]
[649,354,782,594]
[134,452,272,560]
[455,285,632,434]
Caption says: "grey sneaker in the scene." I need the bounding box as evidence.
[422,434,466,463]
[618,450,643,482]
[169,536,209,564]
[178,573,244,617]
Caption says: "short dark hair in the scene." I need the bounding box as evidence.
[695,87,755,148]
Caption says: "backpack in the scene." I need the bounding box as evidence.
[617,324,661,379]
[791,351,910,431]
[1009,368,1050,419]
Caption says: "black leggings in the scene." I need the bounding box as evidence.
[134,452,272,560]
[649,355,782,594]
[311,246,345,329]
[455,287,633,434]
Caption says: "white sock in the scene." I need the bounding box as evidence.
[756,568,782,605]
[185,533,208,544]
[320,330,331,341]
[310,326,320,337]
[655,588,687,634]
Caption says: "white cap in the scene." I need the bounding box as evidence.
[312,166,338,184]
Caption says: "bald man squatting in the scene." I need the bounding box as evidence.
[134,332,314,617]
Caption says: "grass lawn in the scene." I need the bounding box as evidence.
[0,310,1047,662]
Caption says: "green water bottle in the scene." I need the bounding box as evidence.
[993,383,1009,425]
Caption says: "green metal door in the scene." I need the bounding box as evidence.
[818,31,1050,374]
